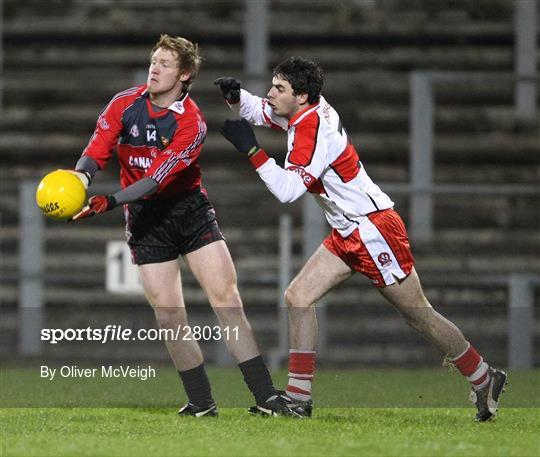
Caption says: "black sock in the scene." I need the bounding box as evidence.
[238,355,276,405]
[178,364,214,408]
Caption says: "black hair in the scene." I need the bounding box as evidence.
[272,57,324,104]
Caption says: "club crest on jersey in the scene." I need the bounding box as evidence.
[98,115,110,130]
[378,252,392,267]
[170,101,185,114]
[129,125,140,138]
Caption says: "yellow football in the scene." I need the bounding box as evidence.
[36,170,86,221]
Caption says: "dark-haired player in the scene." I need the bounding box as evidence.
[69,35,299,417]
[215,57,507,421]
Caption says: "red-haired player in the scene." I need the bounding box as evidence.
[69,35,300,417]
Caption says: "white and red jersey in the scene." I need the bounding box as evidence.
[82,85,207,199]
[239,89,394,237]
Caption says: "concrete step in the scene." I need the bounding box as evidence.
[3,224,540,249]
[3,244,539,284]
[1,196,539,236]
[1,171,539,228]
[5,44,513,73]
[1,130,538,166]
[0,275,522,309]
[1,104,525,136]
[3,247,540,284]
[3,70,516,106]
[4,10,512,46]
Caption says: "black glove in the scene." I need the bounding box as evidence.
[220,119,260,155]
[214,77,241,104]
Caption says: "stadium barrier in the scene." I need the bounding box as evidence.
[410,70,539,243]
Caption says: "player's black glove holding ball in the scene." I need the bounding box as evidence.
[214,77,242,104]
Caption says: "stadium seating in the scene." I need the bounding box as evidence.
[1,0,538,366]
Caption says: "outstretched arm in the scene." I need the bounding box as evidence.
[214,77,288,130]
[71,177,159,221]
[70,147,159,221]
[220,119,322,203]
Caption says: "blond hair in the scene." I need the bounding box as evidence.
[150,34,201,90]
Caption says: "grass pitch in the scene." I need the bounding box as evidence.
[1,368,539,456]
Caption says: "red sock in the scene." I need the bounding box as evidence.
[452,343,490,390]
[286,350,316,401]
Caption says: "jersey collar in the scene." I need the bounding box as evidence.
[288,100,320,127]
[168,91,189,115]
[142,87,189,115]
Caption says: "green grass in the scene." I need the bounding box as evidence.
[2,407,539,457]
[2,367,539,408]
[1,368,539,456]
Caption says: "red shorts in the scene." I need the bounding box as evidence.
[323,209,414,288]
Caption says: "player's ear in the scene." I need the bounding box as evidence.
[179,71,191,83]
[297,93,309,105]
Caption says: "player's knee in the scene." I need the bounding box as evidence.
[209,282,242,308]
[153,307,187,329]
[284,287,294,307]
[284,286,307,308]
[143,287,172,308]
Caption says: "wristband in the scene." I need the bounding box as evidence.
[248,149,270,169]
[106,195,118,210]
[247,146,261,157]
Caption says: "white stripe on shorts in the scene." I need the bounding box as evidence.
[357,217,406,286]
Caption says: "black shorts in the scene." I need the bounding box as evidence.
[125,189,224,265]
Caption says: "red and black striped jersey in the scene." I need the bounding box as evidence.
[82,85,207,198]
[238,89,394,237]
